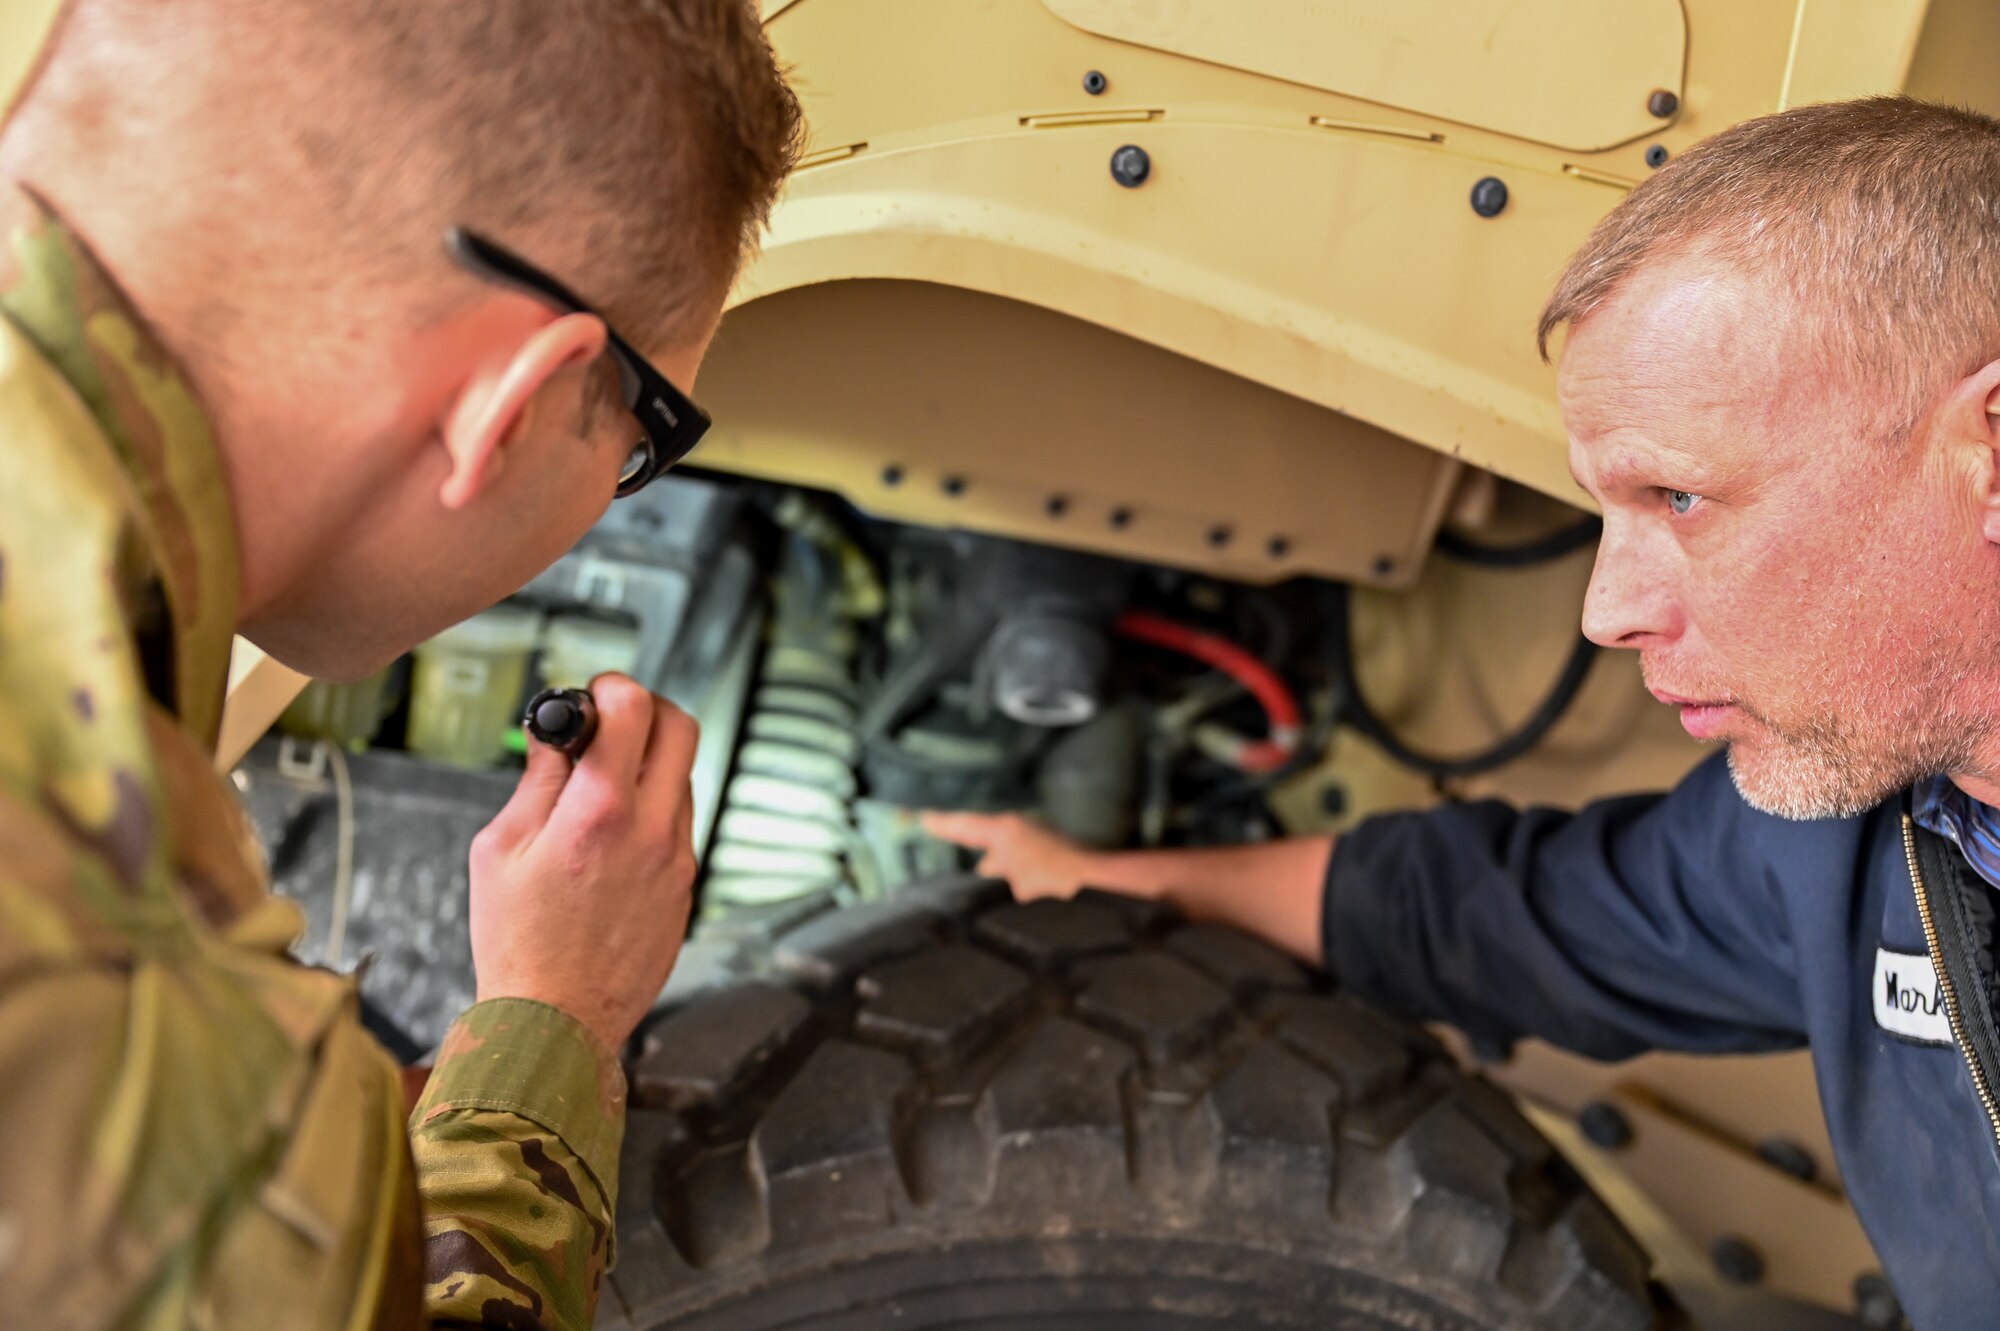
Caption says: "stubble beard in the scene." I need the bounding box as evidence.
[1722,640,1993,821]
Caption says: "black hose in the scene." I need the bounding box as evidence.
[1434,516,1601,568]
[1327,582,1599,781]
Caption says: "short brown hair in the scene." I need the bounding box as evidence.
[41,0,803,350]
[1539,97,2000,441]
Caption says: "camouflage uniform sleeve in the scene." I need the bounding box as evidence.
[410,997,627,1331]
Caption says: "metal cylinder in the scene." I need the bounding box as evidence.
[986,608,1112,728]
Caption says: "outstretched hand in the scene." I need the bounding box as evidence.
[919,810,1100,902]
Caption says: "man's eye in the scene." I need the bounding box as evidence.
[1666,489,1700,515]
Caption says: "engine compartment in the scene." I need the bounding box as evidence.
[237,468,1676,1055]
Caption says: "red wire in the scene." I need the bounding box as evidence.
[1113,610,1303,772]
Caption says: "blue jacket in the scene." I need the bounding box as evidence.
[1325,753,2000,1328]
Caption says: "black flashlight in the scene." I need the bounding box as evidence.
[523,687,599,757]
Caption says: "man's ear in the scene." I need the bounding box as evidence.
[438,312,607,511]
[1964,357,2000,546]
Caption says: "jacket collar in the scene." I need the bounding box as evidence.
[0,181,240,744]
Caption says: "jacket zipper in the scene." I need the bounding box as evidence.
[1903,814,2000,1153]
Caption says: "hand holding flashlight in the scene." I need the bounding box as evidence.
[474,675,700,1051]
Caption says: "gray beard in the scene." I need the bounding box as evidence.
[1724,700,1987,822]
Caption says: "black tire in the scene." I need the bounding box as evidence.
[597,878,1673,1330]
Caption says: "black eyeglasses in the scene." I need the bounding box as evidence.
[444,227,710,498]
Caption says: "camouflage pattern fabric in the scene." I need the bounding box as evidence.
[0,182,624,1329]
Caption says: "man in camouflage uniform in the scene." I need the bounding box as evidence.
[0,2,799,1327]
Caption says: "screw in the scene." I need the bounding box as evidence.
[1109,506,1134,530]
[1645,143,1670,169]
[1083,70,1108,95]
[1469,176,1509,218]
[1045,494,1070,518]
[1711,1236,1766,1286]
[1755,1136,1818,1183]
[941,475,967,497]
[881,464,905,487]
[1318,784,1348,817]
[1854,1272,1906,1330]
[1207,524,1233,548]
[1110,144,1152,188]
[1578,1100,1633,1150]
[1267,535,1291,559]
[1647,88,1680,118]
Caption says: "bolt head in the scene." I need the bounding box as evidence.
[1109,506,1134,530]
[1711,1236,1766,1286]
[1110,144,1152,188]
[1854,1273,1906,1329]
[1469,176,1508,218]
[1206,524,1233,548]
[1045,494,1070,518]
[1578,1100,1633,1150]
[1755,1136,1818,1182]
[1648,88,1680,118]
[1645,143,1670,169]
[1083,70,1108,95]
[881,464,905,487]
[941,475,967,497]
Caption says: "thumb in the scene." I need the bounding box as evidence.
[490,738,573,843]
[920,810,1007,848]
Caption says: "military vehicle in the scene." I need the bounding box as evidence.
[201,0,1998,1327]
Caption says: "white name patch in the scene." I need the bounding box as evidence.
[1873,947,1956,1047]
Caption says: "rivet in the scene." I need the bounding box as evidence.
[1207,524,1233,548]
[1578,1100,1633,1150]
[942,475,967,497]
[1109,506,1134,530]
[1469,176,1509,218]
[1647,89,1680,119]
[881,464,905,487]
[1110,144,1152,189]
[1645,143,1670,169]
[1046,494,1070,518]
[1083,70,1108,96]
[1712,1236,1766,1287]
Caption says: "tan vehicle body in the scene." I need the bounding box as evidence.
[685,0,2000,1312]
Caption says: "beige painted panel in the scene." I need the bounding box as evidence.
[744,123,1601,505]
[1529,1103,1879,1316]
[0,0,66,124]
[751,0,1968,509]
[1041,0,1687,152]
[697,279,1463,588]
[1482,1040,1841,1189]
[217,641,309,772]
[1778,0,1931,109]
[1584,1096,1876,1309]
[1905,0,2000,118]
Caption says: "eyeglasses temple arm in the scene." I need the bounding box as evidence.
[443,227,597,317]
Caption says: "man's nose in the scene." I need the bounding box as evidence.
[1580,522,1680,649]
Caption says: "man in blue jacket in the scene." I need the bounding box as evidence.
[929,96,2000,1328]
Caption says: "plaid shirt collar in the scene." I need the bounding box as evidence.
[1913,775,2000,894]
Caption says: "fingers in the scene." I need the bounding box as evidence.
[637,694,701,825]
[920,810,1014,848]
[561,673,655,814]
[484,738,573,846]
